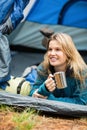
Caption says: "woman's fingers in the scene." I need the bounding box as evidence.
[33,93,47,99]
[48,74,54,79]
[45,77,56,92]
[33,89,47,99]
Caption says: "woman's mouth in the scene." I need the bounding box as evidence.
[50,57,57,62]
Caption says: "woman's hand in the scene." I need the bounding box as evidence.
[45,74,56,92]
[33,89,47,99]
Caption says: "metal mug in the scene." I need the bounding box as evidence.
[54,72,67,89]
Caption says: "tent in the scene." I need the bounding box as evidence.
[8,0,87,51]
[1,91,87,117]
[0,0,87,117]
[1,0,87,50]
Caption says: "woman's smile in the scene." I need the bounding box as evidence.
[50,56,58,62]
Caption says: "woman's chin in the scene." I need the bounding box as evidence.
[50,62,57,66]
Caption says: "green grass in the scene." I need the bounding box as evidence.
[13,108,37,130]
[0,105,38,130]
[1,105,87,130]
[0,104,14,112]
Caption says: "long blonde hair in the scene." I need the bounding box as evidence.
[43,33,87,82]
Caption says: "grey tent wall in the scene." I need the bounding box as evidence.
[8,21,87,51]
[0,91,87,117]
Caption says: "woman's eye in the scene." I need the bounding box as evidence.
[56,48,60,51]
[48,48,61,52]
[48,48,52,51]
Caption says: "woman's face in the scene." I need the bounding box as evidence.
[48,40,67,72]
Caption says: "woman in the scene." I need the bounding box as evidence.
[29,33,87,105]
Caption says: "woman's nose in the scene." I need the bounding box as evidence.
[51,50,56,55]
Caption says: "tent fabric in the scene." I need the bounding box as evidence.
[0,0,29,29]
[26,0,87,28]
[10,51,44,77]
[58,0,87,28]
[26,0,67,24]
[10,0,29,29]
[8,21,87,50]
[0,0,87,50]
[1,0,87,29]
[0,91,87,117]
[0,0,14,24]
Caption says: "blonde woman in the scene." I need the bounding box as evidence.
[30,33,87,105]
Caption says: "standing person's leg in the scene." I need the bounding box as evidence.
[0,33,11,89]
[0,33,31,96]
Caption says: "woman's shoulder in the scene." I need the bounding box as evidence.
[37,63,44,71]
[82,68,87,75]
[37,63,48,77]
